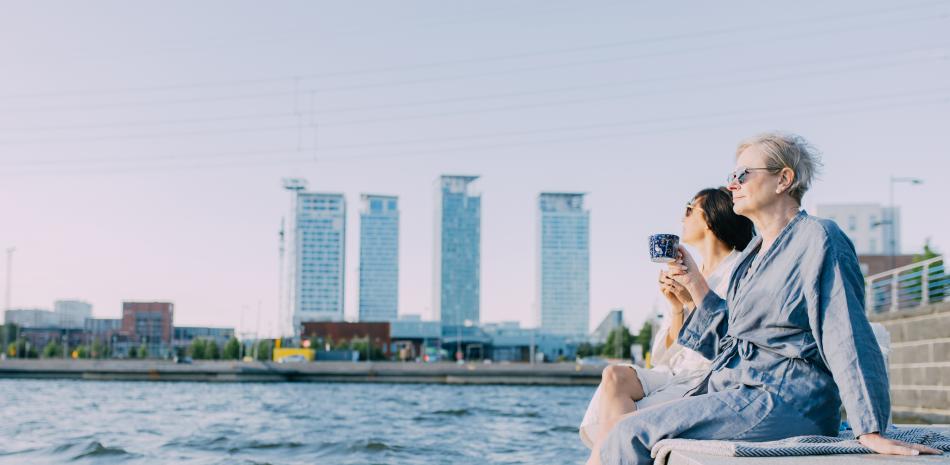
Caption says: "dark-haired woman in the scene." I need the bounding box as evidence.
[579,187,753,449]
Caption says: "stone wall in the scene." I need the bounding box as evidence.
[871,300,950,423]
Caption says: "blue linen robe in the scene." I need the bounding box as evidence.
[600,211,890,465]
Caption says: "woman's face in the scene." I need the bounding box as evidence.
[680,197,706,246]
[728,146,778,216]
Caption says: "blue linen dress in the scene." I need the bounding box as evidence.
[599,211,890,465]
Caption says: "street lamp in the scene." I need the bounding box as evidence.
[888,176,924,269]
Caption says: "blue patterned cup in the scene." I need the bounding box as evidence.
[649,234,679,263]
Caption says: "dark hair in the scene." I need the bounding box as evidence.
[693,187,754,251]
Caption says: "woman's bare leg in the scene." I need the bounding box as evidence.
[586,409,643,465]
[596,365,645,443]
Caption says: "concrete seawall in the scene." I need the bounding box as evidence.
[871,300,950,424]
[0,359,604,386]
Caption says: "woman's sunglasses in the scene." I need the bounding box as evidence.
[727,166,773,185]
[685,201,702,217]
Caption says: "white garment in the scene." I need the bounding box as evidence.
[649,250,740,377]
[579,250,740,449]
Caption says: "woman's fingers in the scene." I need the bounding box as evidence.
[860,435,942,456]
[907,443,942,455]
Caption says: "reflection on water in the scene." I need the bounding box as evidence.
[0,380,596,465]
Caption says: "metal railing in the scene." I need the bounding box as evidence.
[865,255,947,313]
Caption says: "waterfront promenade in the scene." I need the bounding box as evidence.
[0,359,603,385]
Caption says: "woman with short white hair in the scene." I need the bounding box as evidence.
[588,132,941,465]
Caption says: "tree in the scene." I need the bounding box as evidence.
[127,346,138,359]
[189,339,207,359]
[602,325,635,359]
[576,342,596,358]
[42,340,62,359]
[222,337,241,360]
[254,339,273,361]
[350,338,385,361]
[634,321,654,359]
[907,240,944,306]
[206,340,220,360]
[137,343,148,359]
[91,340,108,359]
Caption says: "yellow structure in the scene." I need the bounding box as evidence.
[272,347,314,362]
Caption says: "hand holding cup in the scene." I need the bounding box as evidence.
[666,245,710,304]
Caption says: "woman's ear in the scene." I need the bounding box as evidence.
[776,167,795,194]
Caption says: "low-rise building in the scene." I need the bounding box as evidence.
[481,322,578,362]
[53,300,93,329]
[4,308,57,328]
[172,326,235,349]
[300,322,391,359]
[83,318,122,343]
[390,318,442,361]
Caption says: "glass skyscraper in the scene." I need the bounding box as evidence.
[358,194,399,322]
[537,192,589,338]
[292,192,346,329]
[433,175,481,327]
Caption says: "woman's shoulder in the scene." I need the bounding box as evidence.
[798,213,855,249]
[797,212,859,258]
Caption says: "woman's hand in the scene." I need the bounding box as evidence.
[666,245,710,304]
[659,270,682,311]
[660,271,693,310]
[858,432,942,456]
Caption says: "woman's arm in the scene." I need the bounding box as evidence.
[809,237,889,437]
[659,275,693,349]
[667,246,726,360]
[664,305,684,349]
[809,230,938,455]
[659,271,687,349]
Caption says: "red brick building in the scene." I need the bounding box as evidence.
[122,302,174,355]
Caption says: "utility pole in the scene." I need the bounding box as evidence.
[282,178,308,338]
[277,218,285,338]
[4,247,14,312]
[4,247,14,355]
[888,176,924,269]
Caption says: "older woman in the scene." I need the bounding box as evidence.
[588,133,940,465]
[579,187,753,449]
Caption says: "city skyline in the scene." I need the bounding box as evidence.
[0,1,946,336]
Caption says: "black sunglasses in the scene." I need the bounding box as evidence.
[727,166,773,185]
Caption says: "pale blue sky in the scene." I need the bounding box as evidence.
[0,1,947,336]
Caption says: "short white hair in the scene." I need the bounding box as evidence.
[736,132,823,203]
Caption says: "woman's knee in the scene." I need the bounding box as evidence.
[601,365,636,392]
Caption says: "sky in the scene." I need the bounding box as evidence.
[0,1,947,336]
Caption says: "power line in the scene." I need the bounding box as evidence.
[0,42,945,140]
[2,89,946,173]
[0,1,944,102]
[7,1,617,73]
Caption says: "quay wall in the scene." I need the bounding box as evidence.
[0,359,603,386]
[871,300,950,424]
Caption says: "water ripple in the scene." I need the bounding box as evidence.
[0,379,596,465]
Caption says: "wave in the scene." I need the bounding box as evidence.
[70,441,136,460]
[348,440,405,453]
[430,408,471,416]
